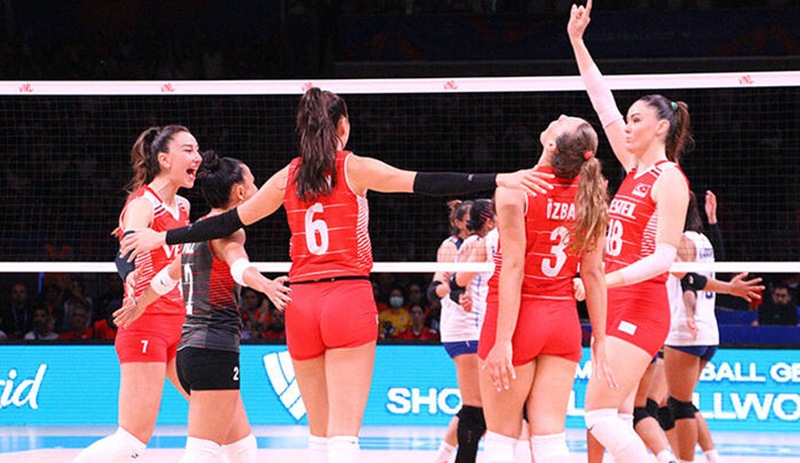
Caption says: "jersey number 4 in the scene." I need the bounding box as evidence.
[305,203,330,255]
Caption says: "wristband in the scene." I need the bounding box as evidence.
[680,272,708,292]
[115,231,136,280]
[230,258,256,287]
[426,280,443,304]
[150,265,179,295]
[413,172,497,196]
[448,275,466,304]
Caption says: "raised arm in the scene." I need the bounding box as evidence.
[567,0,634,171]
[482,186,525,392]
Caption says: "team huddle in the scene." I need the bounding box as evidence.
[69,2,763,463]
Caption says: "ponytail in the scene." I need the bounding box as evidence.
[447,200,472,236]
[295,87,349,202]
[553,120,608,255]
[570,157,608,255]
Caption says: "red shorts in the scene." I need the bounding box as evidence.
[115,313,184,363]
[285,279,378,361]
[479,298,582,365]
[607,282,670,357]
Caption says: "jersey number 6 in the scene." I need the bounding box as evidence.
[305,203,330,255]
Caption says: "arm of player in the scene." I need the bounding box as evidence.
[567,0,632,171]
[346,154,554,197]
[482,187,524,392]
[581,235,617,389]
[120,166,289,260]
[213,230,292,311]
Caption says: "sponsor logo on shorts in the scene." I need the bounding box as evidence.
[618,320,638,336]
[263,351,306,421]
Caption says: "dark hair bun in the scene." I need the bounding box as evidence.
[197,149,220,180]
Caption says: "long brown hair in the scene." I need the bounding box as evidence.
[126,125,190,193]
[553,121,608,255]
[447,200,472,236]
[637,94,694,164]
[294,87,349,202]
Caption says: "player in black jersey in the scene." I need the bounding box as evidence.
[115,150,290,463]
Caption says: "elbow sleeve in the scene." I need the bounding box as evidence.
[413,172,497,196]
[681,272,708,292]
[166,208,244,245]
[581,64,624,128]
[619,244,677,286]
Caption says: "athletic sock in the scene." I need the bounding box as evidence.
[70,427,146,463]
[222,433,257,463]
[431,441,456,463]
[309,434,328,463]
[177,436,222,463]
[328,435,359,463]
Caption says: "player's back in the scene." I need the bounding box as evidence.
[283,151,372,282]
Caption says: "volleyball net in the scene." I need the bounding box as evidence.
[1,73,798,287]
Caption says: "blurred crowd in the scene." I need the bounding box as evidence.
[2,271,798,344]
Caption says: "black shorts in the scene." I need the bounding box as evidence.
[177,346,240,392]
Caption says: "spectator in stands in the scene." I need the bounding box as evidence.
[1,282,34,339]
[60,275,94,332]
[24,307,59,341]
[262,307,286,341]
[755,283,798,326]
[379,287,411,339]
[240,287,270,339]
[396,303,439,341]
[93,310,119,340]
[59,304,94,340]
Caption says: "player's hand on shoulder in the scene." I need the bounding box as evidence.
[497,168,554,197]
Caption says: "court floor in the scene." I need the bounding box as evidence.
[1,425,798,462]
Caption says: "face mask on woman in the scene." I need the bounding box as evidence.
[389,296,404,308]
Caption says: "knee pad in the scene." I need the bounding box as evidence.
[483,431,517,463]
[455,405,486,463]
[633,407,651,427]
[645,398,659,418]
[668,396,696,421]
[585,409,640,456]
[531,432,569,462]
[657,406,675,431]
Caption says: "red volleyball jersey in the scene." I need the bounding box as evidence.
[604,160,687,285]
[488,166,581,303]
[118,186,189,315]
[283,151,372,282]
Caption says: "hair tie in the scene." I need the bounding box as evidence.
[670,101,678,111]
[583,151,595,160]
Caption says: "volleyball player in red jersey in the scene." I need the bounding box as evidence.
[119,88,553,463]
[115,151,291,463]
[477,115,615,463]
[72,126,202,463]
[569,2,693,462]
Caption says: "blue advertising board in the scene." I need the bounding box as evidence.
[0,345,798,432]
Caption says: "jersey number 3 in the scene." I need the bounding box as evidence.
[305,203,330,255]
[542,226,569,277]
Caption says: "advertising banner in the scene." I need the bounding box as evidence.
[0,345,797,431]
